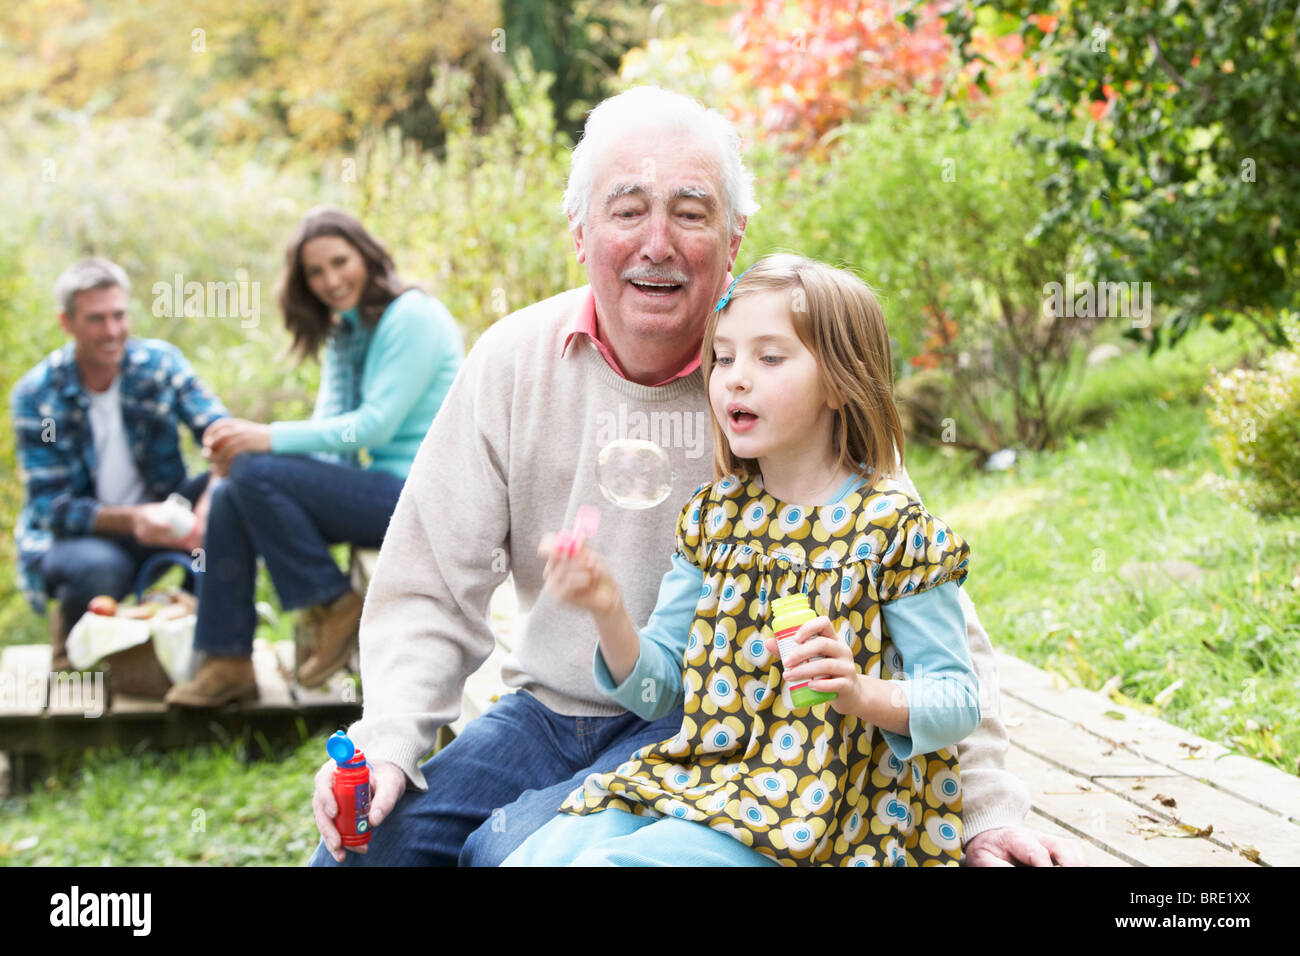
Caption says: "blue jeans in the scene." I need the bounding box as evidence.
[194,454,404,657]
[40,474,210,638]
[307,690,686,867]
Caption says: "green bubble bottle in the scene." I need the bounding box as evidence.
[771,593,837,708]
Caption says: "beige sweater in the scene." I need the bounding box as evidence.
[349,286,1030,841]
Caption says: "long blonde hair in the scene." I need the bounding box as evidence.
[702,253,905,484]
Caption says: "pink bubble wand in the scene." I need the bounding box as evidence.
[555,504,602,557]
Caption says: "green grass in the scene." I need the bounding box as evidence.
[0,734,324,865]
[2,325,1296,865]
[908,325,1300,775]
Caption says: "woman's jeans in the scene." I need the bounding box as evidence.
[193,453,404,657]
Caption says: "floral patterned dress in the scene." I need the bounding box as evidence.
[560,473,972,866]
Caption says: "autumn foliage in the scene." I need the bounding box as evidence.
[721,0,1023,150]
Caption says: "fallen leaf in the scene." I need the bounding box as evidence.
[1104,710,1127,721]
[1233,843,1263,864]
[1178,742,1203,757]
[1153,794,1177,808]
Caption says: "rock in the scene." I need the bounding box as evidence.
[1117,560,1205,586]
[984,448,1017,471]
[1087,342,1125,365]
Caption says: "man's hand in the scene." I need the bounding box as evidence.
[131,503,191,549]
[203,417,272,470]
[965,826,1088,867]
[312,757,406,862]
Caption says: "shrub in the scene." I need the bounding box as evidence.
[743,79,1097,458]
[1206,317,1300,516]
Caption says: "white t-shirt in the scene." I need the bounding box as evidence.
[87,377,146,506]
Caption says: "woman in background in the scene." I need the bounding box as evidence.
[165,206,463,707]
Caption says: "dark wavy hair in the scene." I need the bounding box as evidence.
[276,206,413,362]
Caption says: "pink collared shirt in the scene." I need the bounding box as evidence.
[560,288,702,386]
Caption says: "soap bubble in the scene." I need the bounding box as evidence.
[596,439,675,510]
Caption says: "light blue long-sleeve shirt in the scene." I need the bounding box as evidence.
[593,474,980,760]
[269,289,463,478]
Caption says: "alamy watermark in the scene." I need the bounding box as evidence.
[1043,274,1152,328]
[595,403,708,459]
[152,271,260,328]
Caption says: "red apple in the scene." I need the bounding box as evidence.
[88,595,118,616]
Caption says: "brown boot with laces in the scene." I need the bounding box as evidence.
[164,656,258,707]
[295,590,364,689]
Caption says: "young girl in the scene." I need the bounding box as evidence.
[506,254,979,866]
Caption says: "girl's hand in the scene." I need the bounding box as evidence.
[537,534,622,617]
[764,616,873,718]
[203,418,272,470]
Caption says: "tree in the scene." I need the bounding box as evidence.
[940,1,1300,347]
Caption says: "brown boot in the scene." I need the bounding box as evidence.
[49,604,73,672]
[295,590,364,688]
[163,656,258,707]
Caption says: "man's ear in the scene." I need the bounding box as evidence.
[727,215,748,270]
[570,217,587,265]
[58,310,73,337]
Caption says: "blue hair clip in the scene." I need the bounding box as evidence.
[713,265,755,313]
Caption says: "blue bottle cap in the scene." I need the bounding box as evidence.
[326,731,355,765]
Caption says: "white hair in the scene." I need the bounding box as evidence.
[562,86,759,238]
[54,257,130,318]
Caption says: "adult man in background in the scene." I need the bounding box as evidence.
[11,257,227,670]
[311,88,1084,867]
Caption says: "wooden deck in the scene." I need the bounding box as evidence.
[5,546,1297,864]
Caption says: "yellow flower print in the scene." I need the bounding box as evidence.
[777,818,820,853]
[741,674,776,713]
[717,573,751,616]
[926,768,961,807]
[921,812,962,855]
[699,715,745,754]
[795,771,836,814]
[741,497,772,535]
[748,767,798,803]
[685,620,711,666]
[737,795,778,829]
[661,763,700,792]
[762,721,808,765]
[872,789,913,832]
[739,627,773,671]
[704,664,744,714]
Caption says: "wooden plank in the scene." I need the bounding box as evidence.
[449,641,513,737]
[1022,808,1135,867]
[45,668,109,718]
[489,577,518,651]
[1008,697,1300,865]
[248,639,293,709]
[0,645,51,717]
[1007,746,1257,867]
[997,651,1300,823]
[351,547,381,592]
[1003,695,1179,779]
[272,641,360,709]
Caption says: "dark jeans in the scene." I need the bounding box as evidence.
[40,474,210,638]
[307,690,686,867]
[193,453,405,657]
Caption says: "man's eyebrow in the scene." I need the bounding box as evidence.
[604,183,717,205]
[605,182,650,205]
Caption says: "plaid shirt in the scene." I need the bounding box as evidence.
[11,338,228,612]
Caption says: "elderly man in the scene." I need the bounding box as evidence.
[11,257,226,670]
[310,87,1083,867]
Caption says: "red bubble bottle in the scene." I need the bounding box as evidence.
[326,731,372,847]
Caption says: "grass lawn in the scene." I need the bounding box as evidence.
[2,325,1296,865]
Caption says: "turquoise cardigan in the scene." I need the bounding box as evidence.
[269,289,463,478]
